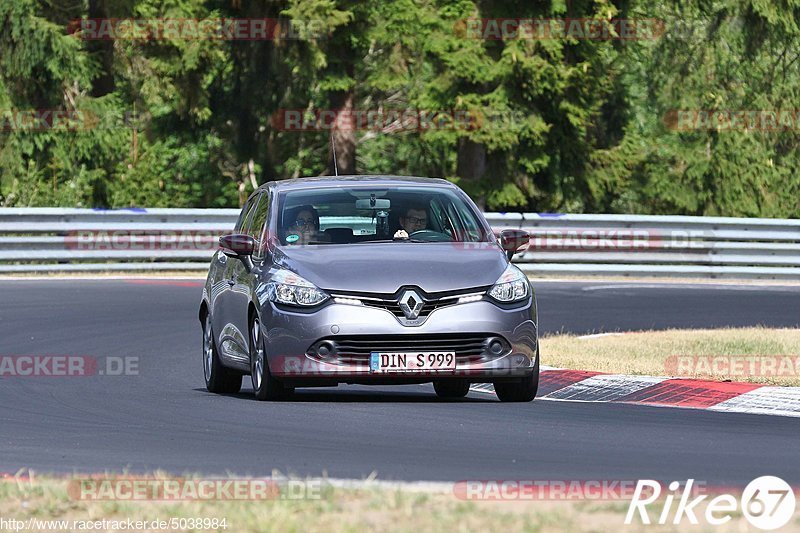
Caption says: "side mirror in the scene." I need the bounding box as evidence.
[499,229,529,260]
[219,233,255,258]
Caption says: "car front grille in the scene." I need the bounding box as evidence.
[307,333,504,365]
[329,286,490,321]
[358,298,437,319]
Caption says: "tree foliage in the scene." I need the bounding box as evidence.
[0,0,798,217]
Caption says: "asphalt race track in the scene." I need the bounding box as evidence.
[1,279,799,484]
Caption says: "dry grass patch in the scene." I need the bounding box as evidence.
[0,475,779,533]
[540,327,800,385]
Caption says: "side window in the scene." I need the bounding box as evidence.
[235,195,259,233]
[249,192,271,258]
[451,200,482,241]
[430,200,455,237]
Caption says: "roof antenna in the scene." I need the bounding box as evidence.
[330,133,339,176]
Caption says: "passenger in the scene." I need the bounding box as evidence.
[284,205,320,245]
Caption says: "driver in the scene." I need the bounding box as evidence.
[284,205,321,245]
[394,204,428,238]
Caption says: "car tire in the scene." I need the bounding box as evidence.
[250,316,294,401]
[433,380,470,398]
[203,313,242,394]
[494,353,539,403]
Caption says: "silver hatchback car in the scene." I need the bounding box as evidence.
[199,176,538,402]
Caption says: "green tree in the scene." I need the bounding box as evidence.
[589,0,800,217]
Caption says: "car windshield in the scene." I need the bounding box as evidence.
[277,185,491,245]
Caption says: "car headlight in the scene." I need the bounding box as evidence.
[265,269,329,307]
[487,264,529,303]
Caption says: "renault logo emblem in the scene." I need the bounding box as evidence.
[398,290,424,320]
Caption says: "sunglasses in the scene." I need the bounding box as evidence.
[292,218,315,227]
[403,216,427,225]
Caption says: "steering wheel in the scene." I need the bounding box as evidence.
[409,229,453,242]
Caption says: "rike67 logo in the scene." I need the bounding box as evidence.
[626,476,796,530]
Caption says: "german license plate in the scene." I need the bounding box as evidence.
[369,352,456,373]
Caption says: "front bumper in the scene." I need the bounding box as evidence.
[262,296,537,384]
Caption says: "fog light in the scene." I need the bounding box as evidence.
[489,339,504,355]
[316,341,336,358]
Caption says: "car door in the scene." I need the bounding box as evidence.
[214,194,260,367]
[210,195,255,337]
[228,189,271,358]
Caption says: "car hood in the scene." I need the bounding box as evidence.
[270,242,508,294]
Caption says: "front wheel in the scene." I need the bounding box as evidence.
[250,316,294,401]
[494,355,539,402]
[202,313,242,394]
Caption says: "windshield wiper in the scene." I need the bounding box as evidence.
[350,238,433,244]
[351,239,395,244]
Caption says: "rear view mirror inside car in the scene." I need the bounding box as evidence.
[355,198,391,210]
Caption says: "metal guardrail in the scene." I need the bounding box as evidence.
[0,208,799,279]
[487,213,800,279]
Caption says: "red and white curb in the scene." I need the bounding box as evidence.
[470,367,800,418]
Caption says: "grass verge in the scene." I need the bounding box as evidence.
[540,327,800,386]
[0,474,777,533]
